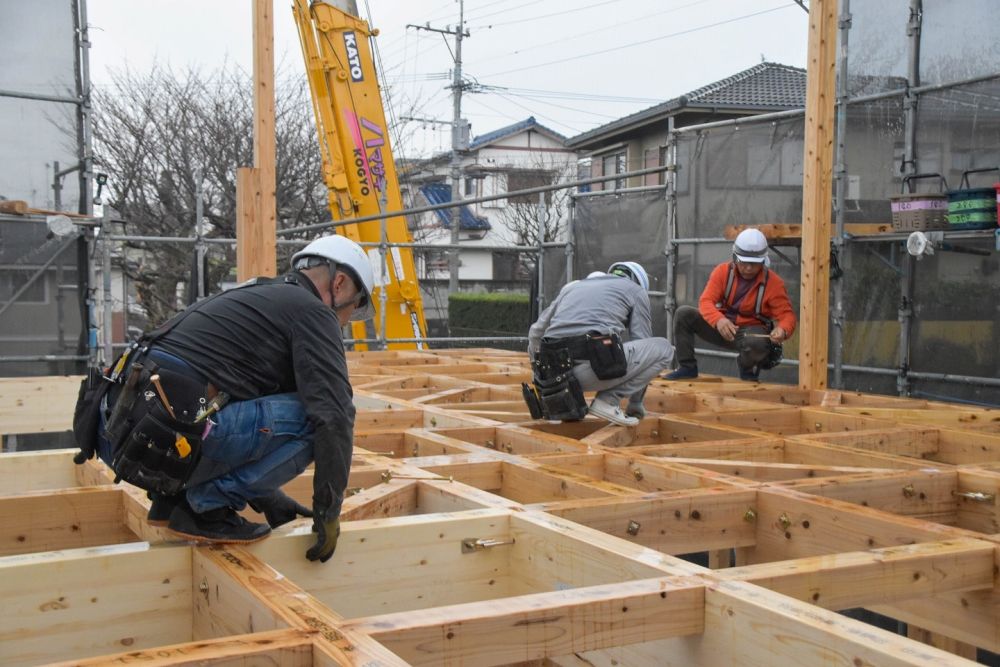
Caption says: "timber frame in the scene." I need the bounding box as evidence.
[3,348,1000,665]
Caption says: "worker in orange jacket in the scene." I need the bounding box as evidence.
[665,228,796,381]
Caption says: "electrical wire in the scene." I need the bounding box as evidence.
[470,0,627,30]
[467,0,715,65]
[481,3,797,78]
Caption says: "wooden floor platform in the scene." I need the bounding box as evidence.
[3,348,1000,665]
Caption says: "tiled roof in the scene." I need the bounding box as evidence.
[469,116,568,150]
[419,183,492,231]
[567,62,806,147]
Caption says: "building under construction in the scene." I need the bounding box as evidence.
[3,0,1000,665]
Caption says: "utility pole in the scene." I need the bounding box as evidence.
[409,0,469,292]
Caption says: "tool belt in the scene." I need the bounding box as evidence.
[521,331,626,422]
[103,352,215,495]
[540,331,627,381]
[734,325,783,371]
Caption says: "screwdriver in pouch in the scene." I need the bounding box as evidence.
[149,374,192,458]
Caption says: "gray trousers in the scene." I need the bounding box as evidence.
[572,337,674,406]
[673,305,736,368]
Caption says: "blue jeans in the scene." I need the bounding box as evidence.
[185,392,315,513]
[98,349,315,514]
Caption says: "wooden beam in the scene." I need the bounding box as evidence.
[235,0,277,281]
[47,629,316,667]
[0,545,192,664]
[0,487,137,556]
[720,538,995,611]
[347,576,705,666]
[671,580,974,666]
[797,0,838,390]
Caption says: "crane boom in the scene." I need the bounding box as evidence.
[293,0,427,349]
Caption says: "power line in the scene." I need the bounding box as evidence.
[481,3,797,78]
[470,0,626,30]
[467,0,715,65]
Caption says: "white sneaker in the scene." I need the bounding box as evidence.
[589,398,639,427]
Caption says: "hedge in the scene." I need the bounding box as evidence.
[448,292,532,340]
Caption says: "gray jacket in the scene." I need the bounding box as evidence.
[528,275,651,354]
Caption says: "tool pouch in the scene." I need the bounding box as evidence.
[103,361,151,455]
[585,332,627,380]
[735,325,782,371]
[521,382,544,419]
[72,367,112,464]
[534,372,588,421]
[111,401,203,496]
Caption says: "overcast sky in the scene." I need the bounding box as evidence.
[87,0,809,157]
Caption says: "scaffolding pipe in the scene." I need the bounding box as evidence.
[347,336,528,345]
[564,193,575,285]
[692,348,1000,389]
[0,355,89,363]
[0,89,79,104]
[831,0,852,388]
[101,223,113,365]
[536,191,545,311]
[77,0,94,215]
[277,164,672,236]
[664,117,678,341]
[895,0,923,397]
[195,168,206,300]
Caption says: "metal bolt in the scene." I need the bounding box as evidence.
[902,484,915,498]
[626,520,641,536]
[744,507,757,522]
[778,512,792,530]
[633,468,644,481]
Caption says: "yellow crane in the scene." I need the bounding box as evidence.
[293,0,427,349]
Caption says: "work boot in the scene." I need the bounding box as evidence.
[589,398,639,427]
[664,365,698,380]
[248,490,313,528]
[167,498,271,544]
[739,365,760,382]
[146,492,181,527]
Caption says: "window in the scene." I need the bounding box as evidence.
[464,177,477,197]
[601,151,626,190]
[0,268,48,304]
[507,170,554,205]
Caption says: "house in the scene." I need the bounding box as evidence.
[566,62,807,190]
[399,117,578,285]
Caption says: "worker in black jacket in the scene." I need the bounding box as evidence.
[93,235,373,561]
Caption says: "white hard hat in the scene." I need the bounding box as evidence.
[291,235,375,321]
[607,261,650,291]
[732,228,769,264]
[586,271,607,279]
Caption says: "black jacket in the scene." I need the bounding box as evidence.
[155,272,353,516]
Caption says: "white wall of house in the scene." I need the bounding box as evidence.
[402,124,578,282]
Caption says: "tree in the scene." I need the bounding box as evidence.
[91,65,327,326]
[491,161,575,279]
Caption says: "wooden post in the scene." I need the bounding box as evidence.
[236,0,277,281]
[797,0,838,390]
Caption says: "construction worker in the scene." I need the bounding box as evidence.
[665,228,796,381]
[527,262,674,427]
[83,235,373,561]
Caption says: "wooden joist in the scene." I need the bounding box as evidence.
[3,351,1000,665]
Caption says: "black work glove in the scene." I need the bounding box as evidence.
[306,508,341,563]
[248,490,313,528]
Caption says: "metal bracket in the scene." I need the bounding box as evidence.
[461,537,515,554]
[953,490,996,503]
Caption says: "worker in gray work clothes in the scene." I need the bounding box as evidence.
[525,262,674,427]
